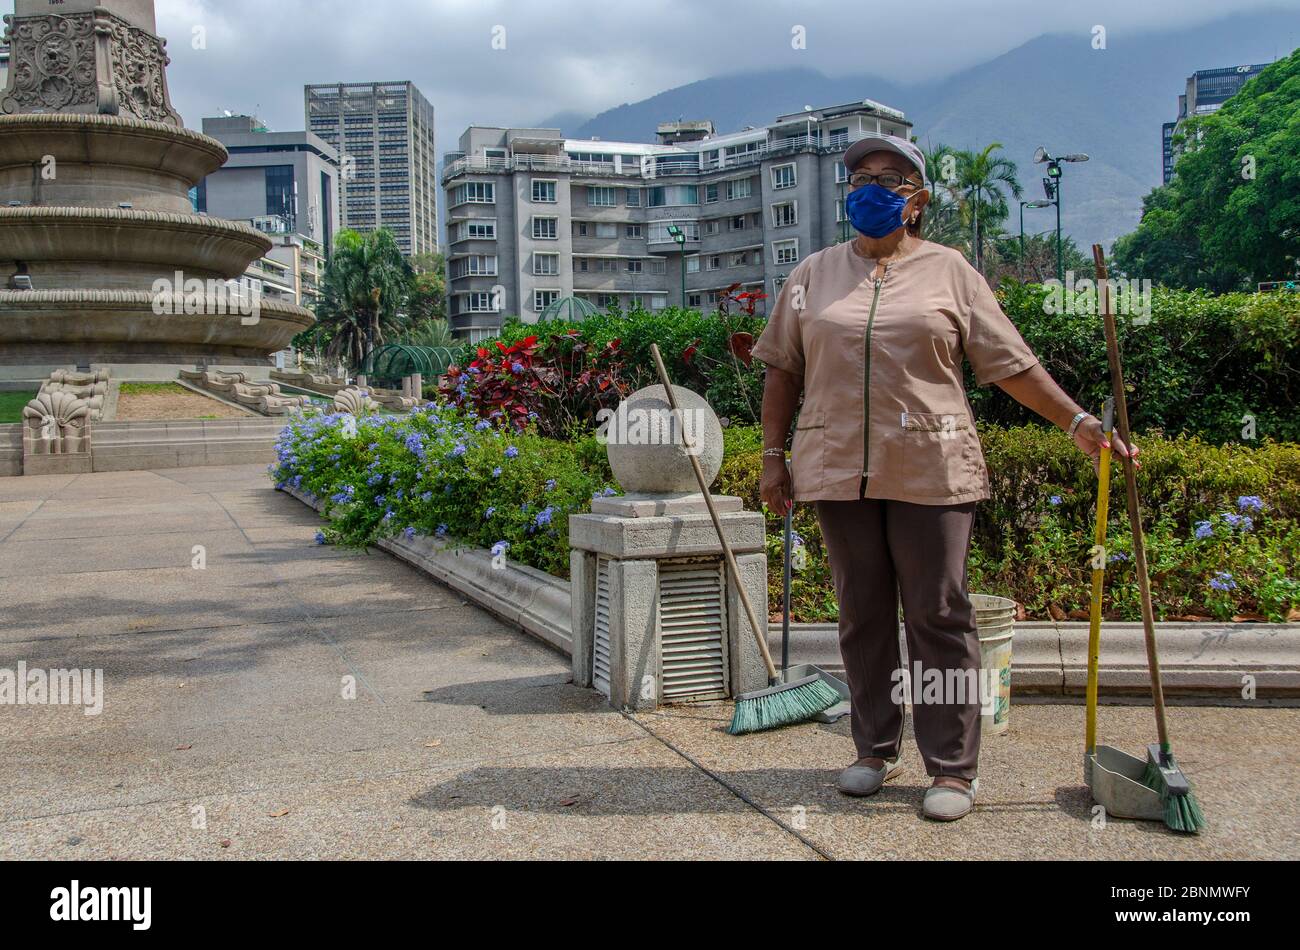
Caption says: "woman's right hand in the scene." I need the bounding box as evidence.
[760,456,793,514]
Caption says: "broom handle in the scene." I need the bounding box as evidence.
[1085,397,1114,757]
[783,499,792,674]
[649,344,779,681]
[1092,246,1171,748]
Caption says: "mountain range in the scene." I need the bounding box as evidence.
[536,9,1300,248]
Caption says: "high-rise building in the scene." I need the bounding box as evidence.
[442,99,911,341]
[305,81,438,257]
[1162,64,1268,184]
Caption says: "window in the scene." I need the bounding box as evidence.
[650,296,668,311]
[772,201,797,227]
[576,257,589,272]
[534,289,560,311]
[730,215,747,231]
[465,292,494,312]
[532,216,557,239]
[597,294,618,308]
[628,295,643,309]
[726,178,752,201]
[835,164,849,184]
[576,222,588,237]
[729,251,749,268]
[265,165,294,217]
[704,220,719,235]
[589,186,616,206]
[706,255,721,271]
[625,188,641,206]
[685,256,700,274]
[646,259,666,275]
[532,179,557,202]
[773,239,799,265]
[835,199,846,223]
[704,183,719,203]
[534,252,560,276]
[464,219,496,240]
[625,224,643,239]
[452,181,495,205]
[595,222,617,239]
[687,293,702,308]
[771,164,797,189]
[645,184,698,207]
[626,259,642,273]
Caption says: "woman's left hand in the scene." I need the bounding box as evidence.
[1073,415,1139,473]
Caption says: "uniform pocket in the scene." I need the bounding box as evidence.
[900,410,976,497]
[790,409,825,494]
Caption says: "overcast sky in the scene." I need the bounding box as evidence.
[145,0,1298,152]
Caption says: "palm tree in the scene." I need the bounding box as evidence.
[917,142,968,251]
[953,144,1023,273]
[313,228,413,370]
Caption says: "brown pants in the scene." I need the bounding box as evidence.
[815,498,981,781]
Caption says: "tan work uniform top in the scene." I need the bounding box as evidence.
[751,240,1040,505]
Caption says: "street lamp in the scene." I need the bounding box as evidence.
[1033,147,1089,281]
[666,224,687,310]
[1019,199,1055,258]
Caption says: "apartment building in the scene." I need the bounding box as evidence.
[1162,64,1268,183]
[442,100,912,340]
[305,81,438,256]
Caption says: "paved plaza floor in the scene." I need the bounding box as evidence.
[1,465,1296,860]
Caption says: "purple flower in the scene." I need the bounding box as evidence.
[544,478,556,491]
[535,506,556,527]
[403,526,417,540]
[451,443,467,457]
[1049,495,1062,506]
[504,445,519,459]
[1238,495,1264,512]
[492,466,502,478]
[484,506,496,519]
[1209,571,1236,592]
[383,509,394,522]
[314,531,327,545]
[491,540,509,558]
[435,524,448,537]
[511,362,525,373]
[475,420,491,431]
[420,491,433,502]
[1194,521,1214,540]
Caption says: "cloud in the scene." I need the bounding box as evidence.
[155,0,1299,153]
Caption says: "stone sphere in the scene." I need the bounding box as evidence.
[604,385,724,493]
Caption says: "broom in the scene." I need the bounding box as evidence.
[647,344,840,734]
[1093,246,1206,833]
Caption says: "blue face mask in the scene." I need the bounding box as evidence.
[846,183,912,239]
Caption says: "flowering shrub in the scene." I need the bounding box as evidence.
[270,405,615,576]
[439,332,631,438]
[717,425,1300,623]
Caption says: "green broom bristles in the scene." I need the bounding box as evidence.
[727,678,841,735]
[1142,749,1207,834]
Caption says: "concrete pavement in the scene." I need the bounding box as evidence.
[1,464,1296,859]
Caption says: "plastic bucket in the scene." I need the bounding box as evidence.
[970,594,1016,735]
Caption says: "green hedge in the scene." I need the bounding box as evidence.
[718,425,1300,623]
[466,288,1300,444]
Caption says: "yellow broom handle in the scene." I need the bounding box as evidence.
[1086,399,1115,755]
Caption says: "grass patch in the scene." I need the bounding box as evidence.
[0,391,36,424]
[119,382,186,396]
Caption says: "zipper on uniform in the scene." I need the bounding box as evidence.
[860,274,884,498]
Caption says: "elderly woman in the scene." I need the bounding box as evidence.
[751,135,1134,821]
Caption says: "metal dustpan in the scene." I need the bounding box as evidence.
[1084,747,1166,821]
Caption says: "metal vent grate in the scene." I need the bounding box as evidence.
[657,559,728,702]
[592,556,612,697]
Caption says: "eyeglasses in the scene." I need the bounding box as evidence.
[849,172,921,191]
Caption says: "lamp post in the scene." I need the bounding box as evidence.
[667,224,687,310]
[1032,147,1089,281]
[1019,199,1055,258]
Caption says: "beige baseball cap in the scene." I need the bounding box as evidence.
[843,134,927,183]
